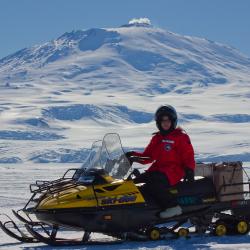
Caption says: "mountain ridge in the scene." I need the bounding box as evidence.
[1,23,249,95]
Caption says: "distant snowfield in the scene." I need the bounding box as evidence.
[0,82,250,163]
[1,163,250,250]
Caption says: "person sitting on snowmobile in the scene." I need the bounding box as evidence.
[126,105,195,218]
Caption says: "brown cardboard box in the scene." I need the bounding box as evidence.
[195,163,214,178]
[213,162,243,201]
[195,161,244,201]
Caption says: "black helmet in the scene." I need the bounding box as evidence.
[155,105,178,134]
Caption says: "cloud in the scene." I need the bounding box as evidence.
[128,18,151,25]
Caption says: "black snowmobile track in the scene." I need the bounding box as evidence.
[25,224,124,246]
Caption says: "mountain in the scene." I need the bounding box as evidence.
[1,21,250,94]
[0,19,250,163]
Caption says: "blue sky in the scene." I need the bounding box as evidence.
[0,0,249,59]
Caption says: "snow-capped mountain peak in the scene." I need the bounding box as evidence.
[0,20,249,94]
[121,17,152,28]
[0,20,250,164]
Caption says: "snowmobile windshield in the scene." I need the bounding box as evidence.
[81,133,131,179]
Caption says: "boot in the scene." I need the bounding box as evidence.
[159,205,182,219]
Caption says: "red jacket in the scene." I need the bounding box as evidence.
[133,128,195,186]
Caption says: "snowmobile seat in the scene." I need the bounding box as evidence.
[170,177,217,206]
[173,177,215,197]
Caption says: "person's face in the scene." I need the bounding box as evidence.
[160,116,172,130]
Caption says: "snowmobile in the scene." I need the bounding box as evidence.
[1,133,250,246]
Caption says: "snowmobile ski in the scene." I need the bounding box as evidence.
[12,209,34,225]
[0,214,39,243]
[25,223,124,246]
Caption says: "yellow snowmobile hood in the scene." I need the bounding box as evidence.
[37,180,145,210]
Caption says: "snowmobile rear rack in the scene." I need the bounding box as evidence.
[218,182,250,194]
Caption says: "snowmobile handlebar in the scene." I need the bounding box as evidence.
[126,155,151,165]
[130,156,151,160]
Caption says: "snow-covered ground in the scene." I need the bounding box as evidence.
[1,163,250,250]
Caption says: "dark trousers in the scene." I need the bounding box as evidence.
[134,171,177,209]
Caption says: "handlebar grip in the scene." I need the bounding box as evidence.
[129,156,151,162]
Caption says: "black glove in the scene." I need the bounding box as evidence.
[125,151,135,158]
[131,168,141,178]
[184,168,194,182]
[125,151,135,165]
